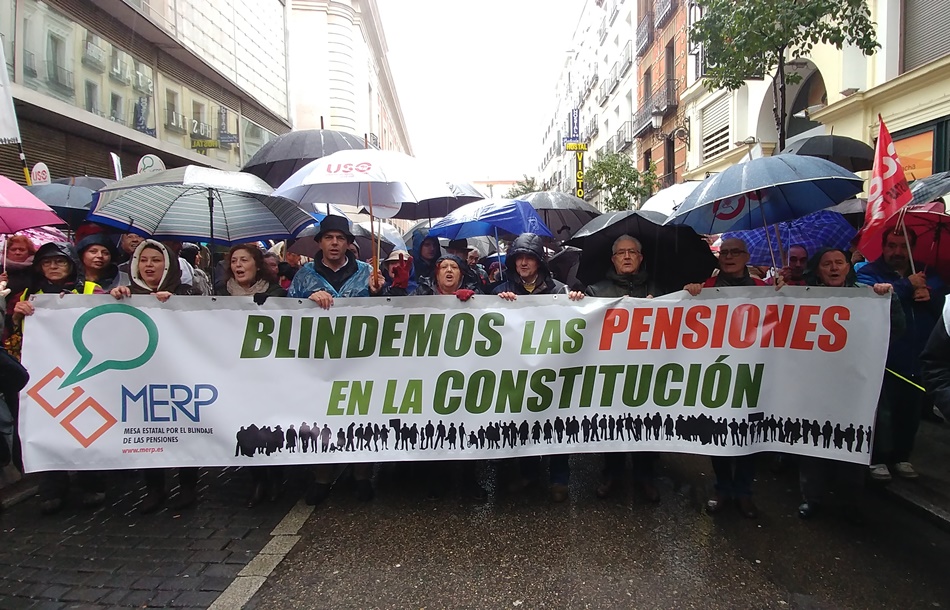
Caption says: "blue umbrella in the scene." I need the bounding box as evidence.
[664,155,864,235]
[427,198,553,239]
[721,210,857,267]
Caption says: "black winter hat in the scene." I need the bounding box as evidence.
[314,215,355,243]
[75,233,117,257]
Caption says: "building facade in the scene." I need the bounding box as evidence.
[537,0,639,209]
[0,0,293,183]
[682,0,950,186]
[288,0,412,155]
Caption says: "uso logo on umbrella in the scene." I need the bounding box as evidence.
[713,191,760,221]
[326,162,373,174]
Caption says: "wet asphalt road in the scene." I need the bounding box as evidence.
[245,453,950,610]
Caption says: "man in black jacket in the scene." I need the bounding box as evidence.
[921,303,950,420]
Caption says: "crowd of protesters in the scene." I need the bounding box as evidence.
[0,212,947,526]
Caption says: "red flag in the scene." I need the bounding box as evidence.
[857,115,912,258]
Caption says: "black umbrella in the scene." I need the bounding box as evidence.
[518,191,602,241]
[242,129,372,188]
[396,182,486,220]
[547,246,582,289]
[779,134,874,172]
[26,183,95,228]
[568,211,718,293]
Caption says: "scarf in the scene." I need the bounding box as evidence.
[714,269,757,287]
[227,277,271,296]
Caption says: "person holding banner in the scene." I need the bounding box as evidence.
[76,234,125,292]
[288,215,381,505]
[797,248,900,521]
[215,244,286,507]
[586,235,663,503]
[110,239,198,512]
[0,234,36,296]
[6,242,107,514]
[494,232,585,502]
[685,237,771,518]
[856,228,946,481]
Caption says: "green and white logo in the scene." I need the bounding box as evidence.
[61,303,159,387]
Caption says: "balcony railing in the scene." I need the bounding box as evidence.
[609,62,619,92]
[617,121,633,151]
[660,172,676,189]
[82,41,105,71]
[655,0,676,28]
[620,40,633,76]
[636,12,654,57]
[598,17,607,43]
[653,78,679,117]
[632,104,653,139]
[597,81,609,106]
[605,135,617,155]
[46,62,74,92]
[587,115,599,139]
[609,0,620,24]
[23,50,36,77]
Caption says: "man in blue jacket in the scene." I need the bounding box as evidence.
[857,227,945,481]
[289,215,383,504]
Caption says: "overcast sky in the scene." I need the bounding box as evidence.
[376,0,583,184]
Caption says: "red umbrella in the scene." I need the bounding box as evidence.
[0,175,65,233]
[863,201,950,281]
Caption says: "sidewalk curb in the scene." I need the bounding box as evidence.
[882,481,950,533]
[0,469,38,510]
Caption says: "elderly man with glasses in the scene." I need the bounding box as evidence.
[684,236,780,519]
[585,234,662,503]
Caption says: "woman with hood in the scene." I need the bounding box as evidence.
[393,253,487,500]
[412,234,442,287]
[111,240,197,513]
[5,242,106,514]
[492,233,584,502]
[76,233,126,292]
[797,247,901,522]
[214,244,285,507]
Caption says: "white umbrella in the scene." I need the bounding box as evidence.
[275,149,455,218]
[639,181,702,218]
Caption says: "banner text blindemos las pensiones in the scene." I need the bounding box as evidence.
[18,288,889,472]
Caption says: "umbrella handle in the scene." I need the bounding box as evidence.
[899,214,917,275]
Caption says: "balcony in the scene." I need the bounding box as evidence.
[652,78,679,117]
[587,116,599,139]
[655,0,676,28]
[46,62,74,92]
[82,41,106,72]
[660,172,676,189]
[132,71,153,94]
[609,62,619,92]
[632,103,654,139]
[23,50,36,77]
[597,81,609,106]
[620,40,633,76]
[369,133,379,148]
[616,121,633,151]
[609,0,620,24]
[590,70,599,88]
[110,60,130,84]
[636,12,654,57]
[598,17,607,43]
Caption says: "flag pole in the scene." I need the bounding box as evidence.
[364,134,378,276]
[18,142,30,185]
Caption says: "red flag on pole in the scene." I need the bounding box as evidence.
[857,115,912,257]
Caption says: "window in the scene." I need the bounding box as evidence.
[701,95,730,161]
[85,81,99,114]
[110,93,124,124]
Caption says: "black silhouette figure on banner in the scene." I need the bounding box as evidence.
[833,424,844,450]
[519,420,530,445]
[336,428,345,451]
[299,422,311,453]
[555,417,565,443]
[591,414,601,441]
[286,425,297,453]
[448,423,457,449]
[436,421,446,449]
[459,423,467,450]
[543,420,553,444]
[582,416,591,442]
[856,425,865,453]
[845,424,856,452]
[664,415,674,440]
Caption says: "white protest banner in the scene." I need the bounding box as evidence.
[19,289,890,472]
[0,42,21,145]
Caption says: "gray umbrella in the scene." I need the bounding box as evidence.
[242,129,373,188]
[518,191,602,241]
[910,171,950,206]
[26,183,95,228]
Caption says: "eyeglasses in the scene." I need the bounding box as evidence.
[719,248,748,257]
[40,258,70,267]
[612,248,642,257]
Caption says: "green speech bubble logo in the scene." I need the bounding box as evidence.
[60,303,159,387]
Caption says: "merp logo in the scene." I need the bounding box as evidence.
[26,304,159,447]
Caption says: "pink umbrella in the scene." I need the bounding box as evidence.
[0,226,68,250]
[0,175,65,233]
